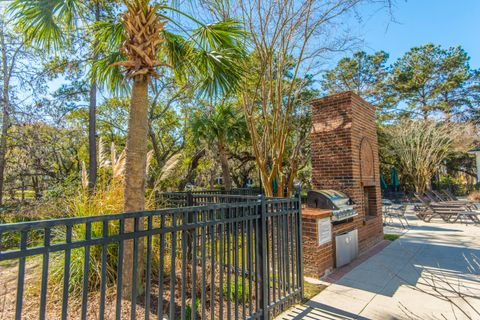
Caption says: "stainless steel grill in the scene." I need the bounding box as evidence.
[307,189,357,222]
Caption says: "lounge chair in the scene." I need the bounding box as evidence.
[443,189,458,201]
[431,190,449,202]
[414,193,480,224]
[413,193,435,222]
[427,190,478,210]
[425,190,443,202]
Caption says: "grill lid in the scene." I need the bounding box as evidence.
[307,189,353,210]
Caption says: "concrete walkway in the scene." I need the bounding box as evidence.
[278,210,480,320]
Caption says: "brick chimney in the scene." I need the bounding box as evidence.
[310,91,383,253]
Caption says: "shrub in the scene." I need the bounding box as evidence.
[223,281,250,302]
[41,140,156,299]
[468,191,480,201]
[185,298,201,319]
[48,224,119,298]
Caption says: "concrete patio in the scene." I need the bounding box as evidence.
[278,208,480,320]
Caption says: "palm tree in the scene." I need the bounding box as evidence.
[96,0,245,297]
[191,103,246,190]
[8,0,113,192]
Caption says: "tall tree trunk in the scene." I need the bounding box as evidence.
[87,3,100,192]
[88,79,97,191]
[0,23,10,206]
[122,75,150,298]
[218,138,232,190]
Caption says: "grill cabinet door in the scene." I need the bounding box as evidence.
[335,229,358,267]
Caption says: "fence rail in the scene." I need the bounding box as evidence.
[0,195,303,320]
[158,192,261,208]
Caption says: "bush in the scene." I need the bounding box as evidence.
[437,175,470,196]
[185,298,201,319]
[468,191,480,201]
[48,224,119,298]
[223,281,250,302]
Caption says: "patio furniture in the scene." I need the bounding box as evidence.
[425,190,443,202]
[382,199,409,228]
[431,190,449,201]
[443,189,459,201]
[382,191,406,204]
[412,193,436,222]
[426,190,478,210]
[413,193,480,224]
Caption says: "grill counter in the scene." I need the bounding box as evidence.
[306,189,357,222]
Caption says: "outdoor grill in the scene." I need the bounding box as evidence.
[307,189,357,222]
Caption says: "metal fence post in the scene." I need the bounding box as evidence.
[186,191,194,266]
[257,195,269,320]
[186,190,194,207]
[295,192,304,300]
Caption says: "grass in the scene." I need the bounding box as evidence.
[384,233,401,241]
[303,280,326,301]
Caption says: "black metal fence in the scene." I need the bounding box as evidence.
[0,194,303,320]
[156,189,263,208]
[157,192,262,208]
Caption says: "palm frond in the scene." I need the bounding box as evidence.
[189,19,246,98]
[8,0,88,51]
[192,48,245,97]
[192,18,246,52]
[159,15,246,98]
[160,30,193,82]
[91,19,129,94]
[92,52,130,95]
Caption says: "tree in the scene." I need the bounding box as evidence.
[93,0,246,297]
[9,0,245,296]
[191,102,247,190]
[9,0,119,192]
[321,51,396,121]
[382,119,475,192]
[0,16,16,206]
[5,122,83,201]
[214,0,391,196]
[0,12,47,205]
[94,91,185,190]
[391,44,479,120]
[146,75,189,185]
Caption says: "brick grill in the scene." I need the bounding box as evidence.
[303,91,384,278]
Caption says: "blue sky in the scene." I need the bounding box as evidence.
[349,0,480,68]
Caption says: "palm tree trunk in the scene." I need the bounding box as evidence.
[122,75,150,298]
[87,3,100,193]
[218,138,232,190]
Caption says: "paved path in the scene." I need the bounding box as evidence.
[278,210,480,320]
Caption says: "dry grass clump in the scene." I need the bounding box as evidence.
[468,191,480,201]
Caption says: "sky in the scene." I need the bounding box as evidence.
[347,0,480,68]
[11,0,480,102]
